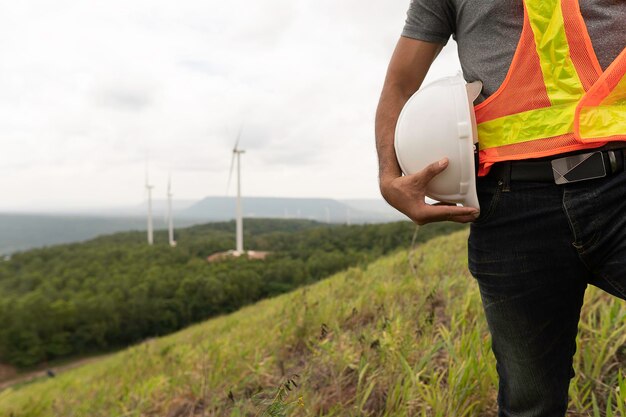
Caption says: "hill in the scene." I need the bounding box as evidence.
[182,197,404,223]
[0,198,404,255]
[0,219,464,368]
[0,214,204,255]
[1,230,625,416]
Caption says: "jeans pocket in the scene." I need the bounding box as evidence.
[472,179,503,225]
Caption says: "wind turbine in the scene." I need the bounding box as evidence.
[227,127,245,255]
[167,174,176,247]
[145,165,154,245]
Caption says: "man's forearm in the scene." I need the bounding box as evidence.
[374,38,442,189]
[375,84,412,184]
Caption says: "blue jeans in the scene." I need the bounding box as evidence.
[468,167,626,416]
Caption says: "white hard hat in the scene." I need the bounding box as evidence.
[394,73,483,210]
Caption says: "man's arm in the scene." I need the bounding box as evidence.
[375,37,479,225]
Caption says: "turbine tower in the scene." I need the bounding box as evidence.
[145,167,154,245]
[227,128,245,255]
[167,174,176,247]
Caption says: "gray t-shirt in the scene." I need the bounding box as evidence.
[402,0,626,101]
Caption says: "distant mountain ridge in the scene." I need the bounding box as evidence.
[182,196,402,222]
[0,197,404,255]
[0,214,204,255]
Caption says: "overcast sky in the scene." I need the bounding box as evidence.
[0,0,460,211]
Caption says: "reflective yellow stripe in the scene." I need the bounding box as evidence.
[578,105,626,138]
[478,104,576,149]
[525,0,585,105]
[477,0,586,149]
[601,75,626,106]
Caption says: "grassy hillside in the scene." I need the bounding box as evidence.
[1,230,625,416]
[0,219,465,367]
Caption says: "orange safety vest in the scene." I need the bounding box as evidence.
[475,0,626,176]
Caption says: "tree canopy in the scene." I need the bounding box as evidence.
[0,219,464,367]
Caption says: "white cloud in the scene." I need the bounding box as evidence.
[0,0,461,211]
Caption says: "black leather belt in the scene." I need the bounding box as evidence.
[484,143,626,184]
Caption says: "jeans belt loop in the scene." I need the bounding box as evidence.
[608,150,617,174]
[502,161,512,192]
[606,149,625,175]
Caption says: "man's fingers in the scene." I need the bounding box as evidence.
[414,158,449,185]
[416,204,479,224]
[403,158,449,186]
[449,214,479,223]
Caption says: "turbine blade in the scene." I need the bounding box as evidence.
[233,125,243,151]
[226,151,236,194]
[227,123,244,194]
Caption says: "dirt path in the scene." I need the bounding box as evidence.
[0,355,110,392]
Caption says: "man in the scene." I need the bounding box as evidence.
[375,1,626,416]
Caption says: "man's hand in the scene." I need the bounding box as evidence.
[380,158,479,225]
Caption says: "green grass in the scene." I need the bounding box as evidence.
[1,229,625,416]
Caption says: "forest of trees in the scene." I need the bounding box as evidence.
[0,219,464,367]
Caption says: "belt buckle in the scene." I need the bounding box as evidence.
[551,151,606,185]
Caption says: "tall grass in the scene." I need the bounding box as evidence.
[1,230,624,416]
